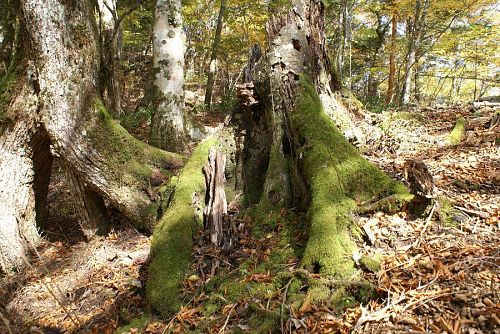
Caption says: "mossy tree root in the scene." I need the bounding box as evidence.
[147,138,216,315]
[293,77,411,277]
[357,194,414,215]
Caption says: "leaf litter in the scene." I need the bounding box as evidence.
[0,105,498,333]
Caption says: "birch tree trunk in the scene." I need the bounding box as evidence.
[385,13,397,104]
[0,0,183,272]
[204,0,227,109]
[150,0,188,152]
[400,0,428,104]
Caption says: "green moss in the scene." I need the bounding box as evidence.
[91,98,183,178]
[448,117,467,145]
[292,76,408,277]
[359,254,382,272]
[246,305,281,333]
[87,98,183,229]
[0,56,19,125]
[437,196,460,227]
[393,111,427,123]
[115,314,151,334]
[147,138,216,316]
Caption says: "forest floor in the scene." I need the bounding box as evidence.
[0,104,498,334]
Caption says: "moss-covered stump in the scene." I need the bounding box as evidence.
[448,117,467,145]
[293,77,412,277]
[147,138,216,315]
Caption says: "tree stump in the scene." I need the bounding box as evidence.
[203,147,232,250]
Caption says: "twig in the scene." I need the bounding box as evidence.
[0,311,13,334]
[281,278,293,333]
[453,205,489,219]
[412,202,436,248]
[354,294,407,329]
[218,303,237,334]
[161,293,199,334]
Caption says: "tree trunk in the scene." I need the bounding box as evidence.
[386,13,397,104]
[150,0,189,152]
[248,0,411,277]
[366,14,388,98]
[0,0,183,272]
[0,111,43,271]
[0,0,19,74]
[98,0,123,115]
[204,0,227,109]
[400,0,428,104]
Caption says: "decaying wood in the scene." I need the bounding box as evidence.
[244,44,262,83]
[236,82,259,107]
[203,148,232,250]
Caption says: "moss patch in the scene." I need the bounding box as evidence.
[437,196,461,227]
[87,98,184,229]
[91,98,183,178]
[0,56,20,125]
[448,117,467,145]
[147,138,216,316]
[359,254,382,273]
[291,76,410,277]
[115,314,151,334]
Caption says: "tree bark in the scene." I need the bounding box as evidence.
[0,0,183,272]
[386,13,397,104]
[204,0,227,109]
[150,0,189,152]
[400,0,428,104]
[0,104,43,271]
[98,0,123,115]
[366,14,388,98]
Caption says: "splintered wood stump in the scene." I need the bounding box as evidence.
[203,148,232,250]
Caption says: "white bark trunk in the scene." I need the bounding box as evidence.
[0,88,41,271]
[401,47,415,104]
[150,0,187,151]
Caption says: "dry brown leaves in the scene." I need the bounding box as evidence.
[354,105,499,334]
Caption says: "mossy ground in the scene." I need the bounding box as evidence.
[437,196,462,227]
[144,209,377,333]
[115,314,151,334]
[291,76,410,277]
